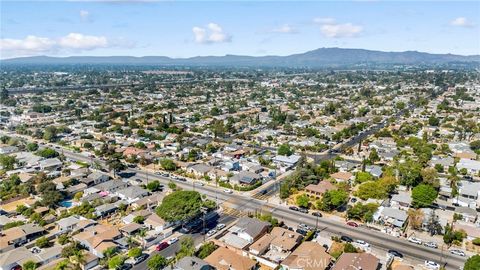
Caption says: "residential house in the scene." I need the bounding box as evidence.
[222,217,270,249]
[204,247,256,270]
[144,214,172,232]
[330,172,353,183]
[430,156,454,171]
[116,186,149,204]
[249,227,302,262]
[73,224,122,258]
[456,158,480,175]
[230,171,262,186]
[39,158,62,171]
[305,181,336,198]
[390,192,412,209]
[365,165,383,178]
[373,206,408,228]
[187,164,213,179]
[332,253,379,270]
[173,256,214,270]
[81,172,110,186]
[281,241,333,270]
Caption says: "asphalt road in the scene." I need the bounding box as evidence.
[131,214,236,270]
[56,147,467,270]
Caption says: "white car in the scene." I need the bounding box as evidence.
[167,237,179,245]
[408,237,422,245]
[216,223,226,230]
[424,260,440,270]
[449,249,466,257]
[206,229,217,237]
[223,189,233,194]
[424,242,438,249]
[355,239,370,248]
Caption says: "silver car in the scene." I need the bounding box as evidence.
[449,249,465,257]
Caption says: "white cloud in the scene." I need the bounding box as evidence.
[313,17,336,24]
[0,33,122,58]
[192,23,231,44]
[320,23,363,38]
[79,10,90,21]
[313,17,363,38]
[450,17,474,28]
[58,33,108,50]
[271,24,298,34]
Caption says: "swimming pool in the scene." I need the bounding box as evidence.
[59,200,73,208]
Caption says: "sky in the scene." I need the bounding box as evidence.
[0,1,479,59]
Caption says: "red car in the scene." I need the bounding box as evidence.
[156,242,169,251]
[346,221,359,227]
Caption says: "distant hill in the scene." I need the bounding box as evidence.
[2,48,479,67]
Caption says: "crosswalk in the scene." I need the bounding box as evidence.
[221,206,250,218]
[252,193,272,200]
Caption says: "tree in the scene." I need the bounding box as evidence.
[278,144,293,156]
[176,237,195,260]
[107,159,125,177]
[103,246,118,259]
[36,236,51,248]
[156,191,203,222]
[343,243,358,253]
[108,255,125,270]
[356,181,387,200]
[36,148,59,158]
[26,143,39,152]
[428,116,440,126]
[160,158,177,171]
[407,209,424,230]
[133,216,145,224]
[196,242,218,259]
[146,180,161,192]
[0,155,16,170]
[128,247,142,258]
[147,254,167,270]
[368,148,379,163]
[411,184,438,208]
[318,190,348,211]
[426,210,442,236]
[355,171,373,183]
[22,260,38,270]
[397,159,422,187]
[464,255,480,270]
[296,194,310,208]
[347,203,378,222]
[421,168,439,187]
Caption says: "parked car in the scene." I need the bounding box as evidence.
[119,263,133,270]
[387,249,403,258]
[216,223,226,230]
[424,260,440,270]
[295,228,308,236]
[298,223,310,230]
[207,229,217,237]
[289,206,299,211]
[156,242,169,251]
[340,236,353,243]
[346,221,359,227]
[355,239,370,247]
[298,208,308,213]
[134,254,149,265]
[424,242,438,249]
[312,212,322,217]
[449,249,466,257]
[408,237,422,245]
[167,237,179,245]
[223,189,233,194]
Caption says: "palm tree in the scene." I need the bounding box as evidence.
[68,250,86,270]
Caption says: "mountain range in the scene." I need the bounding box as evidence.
[2,48,479,67]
